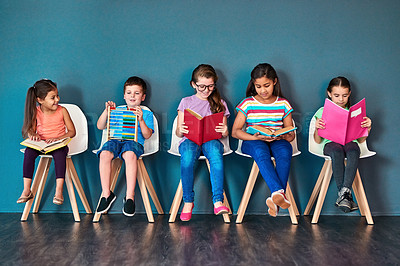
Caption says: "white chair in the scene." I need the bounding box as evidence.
[20,103,92,222]
[235,120,301,224]
[92,106,163,222]
[304,116,375,224]
[168,116,233,223]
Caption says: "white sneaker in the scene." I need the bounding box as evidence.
[266,197,279,217]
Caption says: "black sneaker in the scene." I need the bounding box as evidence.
[348,193,359,212]
[123,197,135,217]
[335,191,351,213]
[96,191,116,214]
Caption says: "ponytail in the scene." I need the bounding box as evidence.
[208,89,225,114]
[22,86,38,138]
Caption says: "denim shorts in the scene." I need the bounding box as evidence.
[97,139,144,160]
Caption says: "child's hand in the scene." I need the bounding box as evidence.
[45,138,58,144]
[277,131,294,141]
[105,101,116,109]
[133,106,143,121]
[315,118,325,129]
[215,122,228,137]
[361,117,372,129]
[179,122,189,135]
[254,132,276,142]
[28,132,41,142]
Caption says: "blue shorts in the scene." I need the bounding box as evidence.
[97,139,144,160]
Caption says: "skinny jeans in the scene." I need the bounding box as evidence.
[242,139,292,193]
[323,141,360,190]
[179,139,224,204]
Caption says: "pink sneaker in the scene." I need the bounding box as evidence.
[271,190,291,209]
[180,204,194,222]
[266,197,279,217]
[214,205,229,215]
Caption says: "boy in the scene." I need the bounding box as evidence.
[96,76,154,216]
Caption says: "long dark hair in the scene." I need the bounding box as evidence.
[246,63,283,98]
[22,79,58,138]
[326,76,351,108]
[191,64,225,114]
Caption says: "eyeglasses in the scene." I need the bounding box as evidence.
[195,83,216,92]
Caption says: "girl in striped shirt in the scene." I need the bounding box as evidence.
[232,63,295,217]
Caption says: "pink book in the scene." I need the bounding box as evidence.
[318,98,369,145]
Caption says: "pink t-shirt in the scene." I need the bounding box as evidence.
[36,105,66,139]
[177,94,230,144]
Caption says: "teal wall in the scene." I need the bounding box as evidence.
[1,0,399,216]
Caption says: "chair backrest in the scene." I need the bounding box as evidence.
[308,115,376,159]
[93,106,159,158]
[167,116,233,158]
[61,103,88,156]
[235,119,301,158]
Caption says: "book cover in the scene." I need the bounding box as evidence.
[107,106,138,141]
[184,109,224,146]
[20,137,71,154]
[318,98,369,145]
[247,125,297,137]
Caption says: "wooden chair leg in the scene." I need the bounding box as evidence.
[65,170,80,222]
[138,159,164,214]
[169,180,183,223]
[21,157,52,221]
[223,191,232,214]
[67,158,92,214]
[32,158,52,213]
[352,169,373,225]
[285,183,298,224]
[137,166,154,223]
[311,161,333,224]
[236,162,259,224]
[93,159,122,222]
[304,161,329,215]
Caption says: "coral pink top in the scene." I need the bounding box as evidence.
[36,105,66,139]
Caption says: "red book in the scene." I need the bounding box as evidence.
[318,98,369,145]
[183,109,224,146]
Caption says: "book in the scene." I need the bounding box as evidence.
[247,125,297,137]
[318,98,369,145]
[20,137,71,154]
[183,109,224,146]
[107,106,138,141]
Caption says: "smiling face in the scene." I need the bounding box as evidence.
[37,89,60,113]
[192,76,215,100]
[253,76,277,103]
[124,85,146,108]
[327,86,351,108]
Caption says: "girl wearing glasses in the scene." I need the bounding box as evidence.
[232,63,295,217]
[175,64,230,221]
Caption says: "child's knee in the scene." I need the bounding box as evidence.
[99,150,114,161]
[122,151,137,161]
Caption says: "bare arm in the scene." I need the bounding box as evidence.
[97,101,116,130]
[357,116,372,143]
[135,106,152,139]
[176,110,188,138]
[278,113,295,142]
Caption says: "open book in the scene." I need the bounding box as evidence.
[247,125,297,137]
[184,109,224,146]
[318,98,369,145]
[20,137,71,154]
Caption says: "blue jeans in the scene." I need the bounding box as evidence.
[242,139,292,193]
[324,141,360,191]
[179,139,224,204]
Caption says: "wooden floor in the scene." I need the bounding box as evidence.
[1,213,399,265]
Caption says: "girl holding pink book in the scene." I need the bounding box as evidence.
[313,76,372,213]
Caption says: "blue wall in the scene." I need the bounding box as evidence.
[1,0,399,216]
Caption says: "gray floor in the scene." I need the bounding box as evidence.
[1,213,399,265]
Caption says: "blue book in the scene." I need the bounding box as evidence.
[247,125,297,137]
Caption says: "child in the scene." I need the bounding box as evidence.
[232,63,295,217]
[176,64,230,221]
[96,76,153,217]
[18,79,76,205]
[313,76,372,213]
